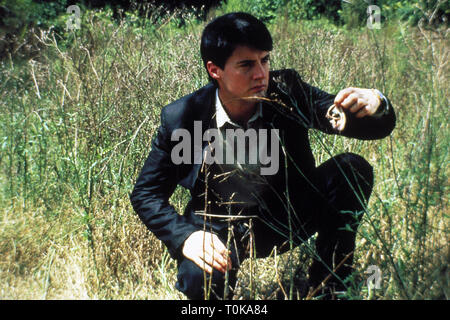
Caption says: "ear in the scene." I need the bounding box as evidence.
[206,61,222,80]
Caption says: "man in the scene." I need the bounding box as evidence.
[130,12,395,300]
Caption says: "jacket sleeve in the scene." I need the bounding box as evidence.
[288,69,396,140]
[129,110,200,260]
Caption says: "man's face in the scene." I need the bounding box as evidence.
[208,46,270,106]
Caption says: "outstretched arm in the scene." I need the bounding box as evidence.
[291,70,396,140]
[272,69,396,140]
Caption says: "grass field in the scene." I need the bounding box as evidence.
[0,8,448,299]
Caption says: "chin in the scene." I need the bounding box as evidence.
[239,90,267,104]
[251,90,267,98]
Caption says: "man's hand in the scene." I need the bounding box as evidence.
[182,231,232,274]
[334,87,382,118]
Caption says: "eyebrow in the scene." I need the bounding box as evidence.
[236,53,270,66]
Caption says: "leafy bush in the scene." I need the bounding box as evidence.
[386,0,449,26]
[219,0,284,22]
[221,0,343,23]
[0,0,68,60]
[338,0,375,29]
[220,0,448,27]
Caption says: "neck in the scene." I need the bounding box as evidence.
[218,90,258,125]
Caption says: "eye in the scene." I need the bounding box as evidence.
[262,56,270,64]
[240,62,253,68]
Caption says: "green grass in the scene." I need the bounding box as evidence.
[0,9,448,300]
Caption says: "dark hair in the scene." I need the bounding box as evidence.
[200,12,273,85]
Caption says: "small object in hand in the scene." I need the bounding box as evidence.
[326,104,347,131]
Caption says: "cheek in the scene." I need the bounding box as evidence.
[230,73,250,91]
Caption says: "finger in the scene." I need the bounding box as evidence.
[211,235,231,258]
[200,251,227,273]
[210,251,228,272]
[213,253,232,272]
[211,256,227,273]
[353,97,372,113]
[194,257,213,274]
[214,248,232,270]
[334,87,354,106]
[355,105,371,118]
[195,233,231,271]
[348,99,363,113]
[200,244,228,267]
[185,250,214,273]
[215,251,232,271]
[340,93,359,109]
[189,245,222,274]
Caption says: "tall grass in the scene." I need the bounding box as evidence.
[0,9,448,299]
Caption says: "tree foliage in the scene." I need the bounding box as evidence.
[221,0,449,27]
[1,0,448,60]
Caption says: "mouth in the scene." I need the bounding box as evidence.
[251,85,267,92]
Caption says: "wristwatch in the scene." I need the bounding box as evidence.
[371,89,390,118]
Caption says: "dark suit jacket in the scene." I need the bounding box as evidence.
[130,69,396,259]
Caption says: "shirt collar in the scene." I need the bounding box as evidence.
[215,88,263,129]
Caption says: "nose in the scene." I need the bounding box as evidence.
[252,62,266,80]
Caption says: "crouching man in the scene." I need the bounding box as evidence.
[130,12,395,300]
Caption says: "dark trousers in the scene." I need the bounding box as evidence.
[175,152,374,299]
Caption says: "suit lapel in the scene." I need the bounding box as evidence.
[179,83,217,190]
[182,74,290,190]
